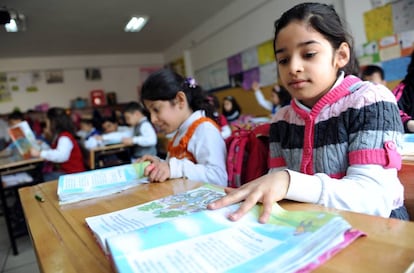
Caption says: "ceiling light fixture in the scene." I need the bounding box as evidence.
[124,16,148,32]
[2,8,26,32]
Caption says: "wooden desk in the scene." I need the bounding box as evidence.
[19,180,414,273]
[399,160,414,219]
[89,143,132,169]
[0,157,44,255]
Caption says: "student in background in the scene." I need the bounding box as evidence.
[361,65,386,85]
[362,64,414,133]
[251,81,291,115]
[222,95,241,123]
[209,2,408,221]
[207,94,232,139]
[122,101,157,160]
[393,50,414,132]
[77,116,100,142]
[30,107,85,181]
[138,68,227,186]
[84,116,132,149]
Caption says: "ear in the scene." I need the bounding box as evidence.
[175,91,187,108]
[335,42,350,69]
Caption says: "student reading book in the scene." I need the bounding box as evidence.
[57,161,150,205]
[85,185,362,273]
[8,120,40,159]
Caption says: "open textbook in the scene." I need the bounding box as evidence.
[85,185,363,273]
[8,120,40,159]
[57,161,150,205]
[85,185,225,254]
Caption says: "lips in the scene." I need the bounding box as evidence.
[289,79,307,89]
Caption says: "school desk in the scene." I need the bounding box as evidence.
[399,160,414,220]
[88,143,132,169]
[0,156,44,255]
[18,179,414,273]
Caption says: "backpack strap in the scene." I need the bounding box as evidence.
[168,117,219,163]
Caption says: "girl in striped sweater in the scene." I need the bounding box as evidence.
[209,2,409,221]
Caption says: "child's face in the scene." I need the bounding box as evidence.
[143,99,185,134]
[79,122,92,131]
[274,21,349,108]
[124,111,143,126]
[223,100,233,112]
[102,121,118,133]
[363,73,385,86]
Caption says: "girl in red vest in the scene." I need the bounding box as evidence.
[139,68,227,186]
[30,107,85,181]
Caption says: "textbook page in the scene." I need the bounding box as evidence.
[107,203,363,273]
[7,121,40,159]
[57,161,150,205]
[85,185,225,254]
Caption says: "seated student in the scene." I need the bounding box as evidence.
[207,94,232,139]
[222,95,242,123]
[77,116,100,142]
[122,101,157,160]
[208,2,408,221]
[362,64,414,133]
[251,81,291,116]
[138,68,227,186]
[84,116,132,149]
[30,107,86,181]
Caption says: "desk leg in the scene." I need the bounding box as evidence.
[0,179,19,255]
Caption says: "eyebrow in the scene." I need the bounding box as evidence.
[275,40,320,55]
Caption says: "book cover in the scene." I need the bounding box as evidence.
[85,184,225,255]
[57,161,150,205]
[8,120,40,159]
[105,197,363,273]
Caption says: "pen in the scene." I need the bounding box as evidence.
[35,194,45,202]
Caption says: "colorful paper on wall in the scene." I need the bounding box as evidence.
[363,4,393,42]
[392,0,414,34]
[241,47,259,71]
[378,35,401,61]
[257,40,275,65]
[358,41,380,65]
[259,62,277,87]
[382,56,411,82]
[227,54,242,76]
[399,30,414,56]
[242,67,260,90]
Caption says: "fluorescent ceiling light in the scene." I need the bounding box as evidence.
[124,16,148,32]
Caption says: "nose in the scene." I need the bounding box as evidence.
[288,55,303,75]
[150,114,158,124]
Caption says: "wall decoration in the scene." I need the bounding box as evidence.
[0,73,11,103]
[257,40,274,65]
[399,30,414,56]
[392,0,414,34]
[381,56,411,82]
[242,67,259,90]
[45,69,64,84]
[227,53,242,76]
[259,62,277,86]
[85,68,102,81]
[241,47,259,71]
[363,4,393,42]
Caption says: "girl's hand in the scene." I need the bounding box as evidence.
[30,147,41,158]
[122,137,133,145]
[146,161,170,182]
[207,170,290,223]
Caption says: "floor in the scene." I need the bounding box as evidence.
[0,206,40,273]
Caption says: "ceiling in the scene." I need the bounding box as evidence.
[0,0,236,59]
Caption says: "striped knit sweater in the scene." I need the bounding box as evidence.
[268,75,405,217]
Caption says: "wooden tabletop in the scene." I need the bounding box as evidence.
[19,180,414,273]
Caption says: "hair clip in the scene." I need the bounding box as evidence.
[185,77,197,88]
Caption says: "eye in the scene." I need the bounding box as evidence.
[277,57,289,65]
[304,51,317,59]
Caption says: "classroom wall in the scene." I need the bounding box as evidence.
[164,0,372,71]
[0,53,164,113]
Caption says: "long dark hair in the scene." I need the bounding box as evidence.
[273,2,359,77]
[140,68,214,119]
[47,107,77,138]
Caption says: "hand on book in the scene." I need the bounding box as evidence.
[30,147,41,158]
[208,170,290,223]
